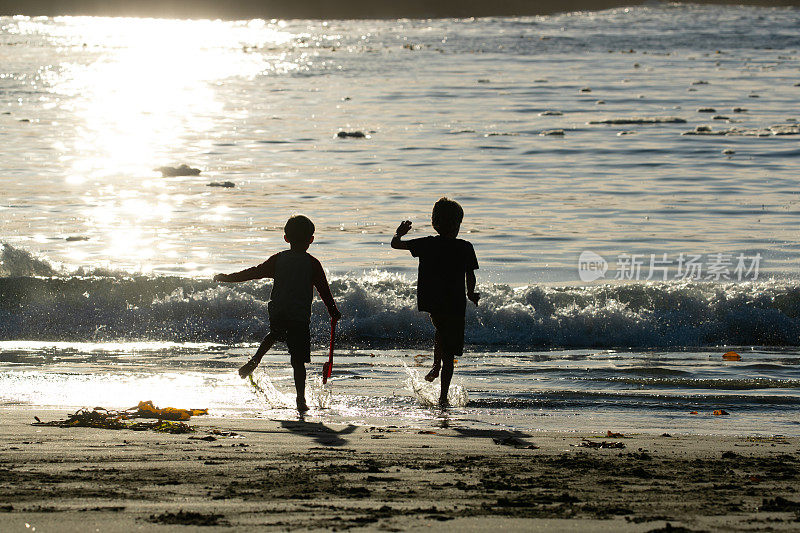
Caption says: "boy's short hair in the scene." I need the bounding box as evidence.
[284,215,315,244]
[431,197,463,235]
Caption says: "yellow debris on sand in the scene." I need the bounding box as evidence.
[31,401,208,433]
[134,400,208,421]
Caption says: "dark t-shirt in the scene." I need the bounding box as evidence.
[224,250,337,322]
[406,236,479,314]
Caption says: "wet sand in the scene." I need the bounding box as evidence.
[2,408,799,531]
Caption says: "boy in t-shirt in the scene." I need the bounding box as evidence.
[391,197,479,406]
[214,215,341,412]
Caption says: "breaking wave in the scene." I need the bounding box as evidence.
[1,243,799,348]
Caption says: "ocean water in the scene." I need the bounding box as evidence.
[1,5,798,435]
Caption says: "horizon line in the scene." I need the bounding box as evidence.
[1,0,799,21]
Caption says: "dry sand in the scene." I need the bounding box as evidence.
[1,407,799,532]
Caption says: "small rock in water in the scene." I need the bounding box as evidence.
[698,107,716,113]
[617,131,636,136]
[748,94,760,98]
[157,164,201,177]
[477,79,490,83]
[589,117,686,124]
[337,130,367,139]
[403,43,421,51]
[539,110,563,116]
[770,124,800,135]
[580,87,592,93]
[207,181,235,188]
[65,235,90,242]
[732,107,748,113]
[692,80,709,85]
[595,100,606,105]
[713,115,730,120]
[722,149,735,155]
[683,123,798,136]
[541,129,565,136]
[18,118,30,122]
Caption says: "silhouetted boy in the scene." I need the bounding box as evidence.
[214,215,341,412]
[391,197,479,407]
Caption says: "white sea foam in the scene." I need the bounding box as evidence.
[0,241,798,348]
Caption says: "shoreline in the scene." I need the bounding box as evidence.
[2,407,799,531]
[1,0,799,21]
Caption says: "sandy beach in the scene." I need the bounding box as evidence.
[1,408,799,531]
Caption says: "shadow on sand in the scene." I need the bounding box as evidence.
[434,415,538,448]
[279,420,358,447]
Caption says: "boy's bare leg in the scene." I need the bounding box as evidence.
[439,356,454,407]
[238,332,276,378]
[293,361,308,412]
[425,329,442,382]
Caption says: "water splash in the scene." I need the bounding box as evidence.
[308,375,333,410]
[402,362,469,408]
[0,243,58,277]
[248,371,332,410]
[248,372,293,408]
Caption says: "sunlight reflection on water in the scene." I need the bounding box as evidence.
[36,18,299,271]
[2,8,800,282]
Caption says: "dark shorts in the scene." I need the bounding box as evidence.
[430,313,465,361]
[269,314,311,365]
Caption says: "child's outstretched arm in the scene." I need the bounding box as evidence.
[390,220,412,250]
[311,259,342,322]
[213,256,275,283]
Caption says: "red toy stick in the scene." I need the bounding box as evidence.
[322,321,336,384]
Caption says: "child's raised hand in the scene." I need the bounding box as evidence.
[395,220,412,237]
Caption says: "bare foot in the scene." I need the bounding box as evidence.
[425,363,440,382]
[238,358,259,379]
[296,399,309,413]
[438,397,450,409]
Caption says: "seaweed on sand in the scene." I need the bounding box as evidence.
[32,405,199,434]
